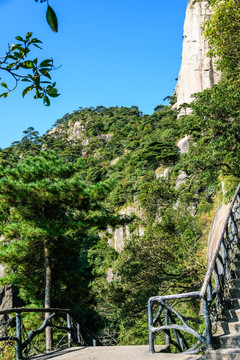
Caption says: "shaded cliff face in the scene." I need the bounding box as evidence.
[175,0,220,113]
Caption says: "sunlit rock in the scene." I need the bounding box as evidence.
[177,135,193,154]
[175,0,221,115]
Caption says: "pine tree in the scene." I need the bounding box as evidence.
[0,151,115,350]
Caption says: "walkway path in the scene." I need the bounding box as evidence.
[31,346,202,360]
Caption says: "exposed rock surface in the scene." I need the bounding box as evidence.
[175,171,188,190]
[0,285,15,310]
[177,135,193,155]
[107,204,144,253]
[68,121,85,141]
[97,134,114,142]
[207,204,231,264]
[155,167,172,179]
[110,157,120,166]
[175,0,221,114]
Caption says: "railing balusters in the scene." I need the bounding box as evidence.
[179,333,184,352]
[168,311,184,351]
[214,263,223,311]
[148,300,155,354]
[165,308,170,348]
[148,184,240,354]
[237,194,240,206]
[221,239,227,267]
[207,280,213,304]
[0,307,102,358]
[214,264,219,287]
[67,313,71,348]
[202,296,213,348]
[77,322,81,344]
[16,312,22,360]
[153,305,163,326]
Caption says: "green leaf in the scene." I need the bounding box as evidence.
[31,38,42,44]
[46,5,58,32]
[40,68,51,78]
[46,87,59,98]
[33,44,42,50]
[26,32,33,40]
[6,63,15,69]
[40,59,52,67]
[21,79,32,82]
[15,36,24,41]
[22,85,34,98]
[43,72,51,80]
[1,82,8,89]
[43,95,50,106]
[20,61,34,69]
[8,55,18,60]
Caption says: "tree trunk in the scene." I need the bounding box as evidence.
[44,240,53,352]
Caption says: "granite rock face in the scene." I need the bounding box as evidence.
[207,204,231,264]
[175,0,221,114]
[177,135,193,155]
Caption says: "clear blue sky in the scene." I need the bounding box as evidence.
[0,0,188,149]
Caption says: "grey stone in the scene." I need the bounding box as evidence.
[175,0,221,115]
[175,170,188,190]
[114,227,125,253]
[207,204,231,264]
[177,135,193,154]
[110,157,120,166]
[68,121,85,141]
[155,167,172,179]
[97,134,114,142]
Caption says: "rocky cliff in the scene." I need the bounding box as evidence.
[175,0,220,114]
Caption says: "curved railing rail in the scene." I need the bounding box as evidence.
[0,307,102,360]
[148,182,240,354]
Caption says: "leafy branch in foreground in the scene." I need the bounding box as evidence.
[0,32,59,106]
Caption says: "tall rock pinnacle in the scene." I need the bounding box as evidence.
[175,0,221,114]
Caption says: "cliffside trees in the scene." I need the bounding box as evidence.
[205,0,240,76]
[178,0,240,181]
[0,151,116,350]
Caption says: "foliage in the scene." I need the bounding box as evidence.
[0,151,120,319]
[178,79,240,180]
[0,0,238,348]
[204,0,240,76]
[0,341,15,360]
[0,33,59,105]
[0,0,59,104]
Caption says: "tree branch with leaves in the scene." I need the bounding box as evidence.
[0,32,59,106]
[0,0,59,105]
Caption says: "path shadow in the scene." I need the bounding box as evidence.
[31,347,86,359]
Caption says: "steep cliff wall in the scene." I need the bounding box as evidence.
[175,0,220,113]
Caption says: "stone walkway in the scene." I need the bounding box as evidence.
[31,346,202,360]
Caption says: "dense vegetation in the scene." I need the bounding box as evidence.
[0,0,239,351]
[0,104,214,346]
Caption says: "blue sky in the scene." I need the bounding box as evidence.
[0,0,188,149]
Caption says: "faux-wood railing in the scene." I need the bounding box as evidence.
[148,182,240,354]
[0,307,102,359]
